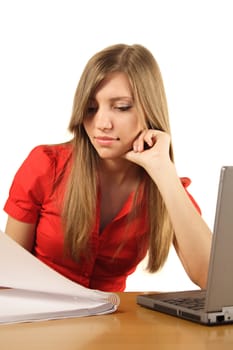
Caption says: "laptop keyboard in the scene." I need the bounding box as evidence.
[165,297,205,311]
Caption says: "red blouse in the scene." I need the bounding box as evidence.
[4,143,200,292]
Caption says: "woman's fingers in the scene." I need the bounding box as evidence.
[133,129,168,152]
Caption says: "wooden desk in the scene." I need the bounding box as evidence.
[0,292,233,349]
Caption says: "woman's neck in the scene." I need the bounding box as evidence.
[98,158,142,186]
[98,159,143,232]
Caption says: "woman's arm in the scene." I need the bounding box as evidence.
[123,130,212,289]
[5,216,36,252]
[153,162,212,289]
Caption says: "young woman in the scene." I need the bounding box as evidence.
[3,44,212,292]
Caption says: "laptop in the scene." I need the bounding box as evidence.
[137,166,233,325]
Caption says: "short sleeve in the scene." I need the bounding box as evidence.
[4,146,56,223]
[180,177,201,214]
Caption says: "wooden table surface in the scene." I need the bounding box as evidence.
[0,292,233,349]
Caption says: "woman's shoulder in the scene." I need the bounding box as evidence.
[4,143,74,219]
[29,142,72,159]
[17,142,73,181]
[26,142,73,168]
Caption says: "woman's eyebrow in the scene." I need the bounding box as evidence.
[109,96,133,102]
[90,96,133,103]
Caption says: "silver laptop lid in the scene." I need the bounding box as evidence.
[206,166,233,312]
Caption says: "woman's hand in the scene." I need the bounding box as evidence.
[122,129,172,173]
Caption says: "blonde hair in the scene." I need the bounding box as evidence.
[63,44,174,272]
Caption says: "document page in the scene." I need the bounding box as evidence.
[0,231,120,323]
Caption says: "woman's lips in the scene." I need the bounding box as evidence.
[94,136,120,145]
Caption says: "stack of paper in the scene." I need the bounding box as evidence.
[0,231,120,324]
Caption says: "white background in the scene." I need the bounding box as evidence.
[0,0,232,291]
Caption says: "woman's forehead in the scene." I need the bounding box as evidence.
[93,72,133,99]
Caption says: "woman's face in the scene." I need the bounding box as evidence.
[83,72,144,160]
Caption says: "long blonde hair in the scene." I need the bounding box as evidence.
[63,44,174,272]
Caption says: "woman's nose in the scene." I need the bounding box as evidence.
[95,109,113,130]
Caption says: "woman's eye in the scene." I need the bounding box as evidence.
[115,105,132,111]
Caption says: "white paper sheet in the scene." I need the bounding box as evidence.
[0,231,120,323]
